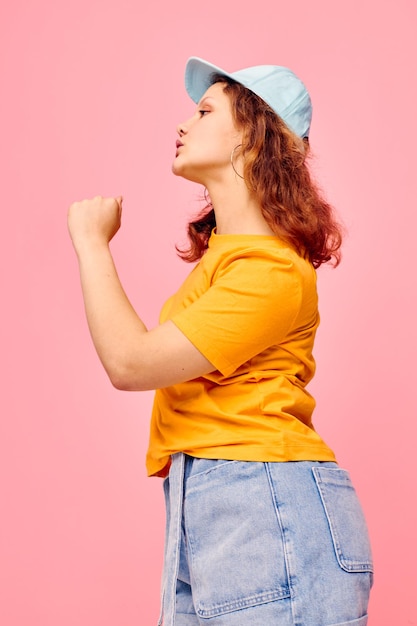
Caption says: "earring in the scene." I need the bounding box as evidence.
[230,144,244,179]
[203,187,212,206]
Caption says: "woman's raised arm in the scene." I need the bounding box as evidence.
[68,195,215,391]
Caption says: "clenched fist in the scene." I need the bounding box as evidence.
[68,195,123,253]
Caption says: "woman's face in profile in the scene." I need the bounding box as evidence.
[172,82,242,186]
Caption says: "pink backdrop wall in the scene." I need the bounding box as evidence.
[1,1,415,624]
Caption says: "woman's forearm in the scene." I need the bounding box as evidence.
[76,241,148,388]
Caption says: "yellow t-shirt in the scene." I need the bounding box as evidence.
[146,231,336,477]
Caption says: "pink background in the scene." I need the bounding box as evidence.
[1,0,416,624]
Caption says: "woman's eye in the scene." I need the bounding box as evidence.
[199,110,209,116]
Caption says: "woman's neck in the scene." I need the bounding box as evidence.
[206,178,275,236]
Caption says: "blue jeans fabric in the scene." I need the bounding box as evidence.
[158,454,373,626]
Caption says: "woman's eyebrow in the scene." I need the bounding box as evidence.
[197,96,214,107]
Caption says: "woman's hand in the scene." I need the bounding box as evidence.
[68,195,123,254]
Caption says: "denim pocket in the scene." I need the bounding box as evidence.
[329,615,369,626]
[312,467,373,573]
[184,460,290,618]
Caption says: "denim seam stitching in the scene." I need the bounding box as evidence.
[264,462,296,622]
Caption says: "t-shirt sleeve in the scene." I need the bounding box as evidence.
[170,252,302,377]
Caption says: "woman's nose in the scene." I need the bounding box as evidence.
[177,115,193,135]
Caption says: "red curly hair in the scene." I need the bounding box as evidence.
[177,74,343,268]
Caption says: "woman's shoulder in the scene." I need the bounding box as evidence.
[206,230,313,274]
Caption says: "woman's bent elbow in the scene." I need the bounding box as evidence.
[106,365,150,392]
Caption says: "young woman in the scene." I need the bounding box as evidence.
[68,57,373,626]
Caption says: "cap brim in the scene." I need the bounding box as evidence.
[185,57,234,104]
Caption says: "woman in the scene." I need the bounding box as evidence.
[68,57,373,625]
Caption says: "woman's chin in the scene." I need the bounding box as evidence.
[171,161,201,184]
[171,158,185,177]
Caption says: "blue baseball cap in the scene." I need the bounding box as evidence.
[184,56,312,139]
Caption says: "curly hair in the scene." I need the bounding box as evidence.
[177,74,343,268]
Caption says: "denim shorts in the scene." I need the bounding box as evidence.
[158,453,373,626]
